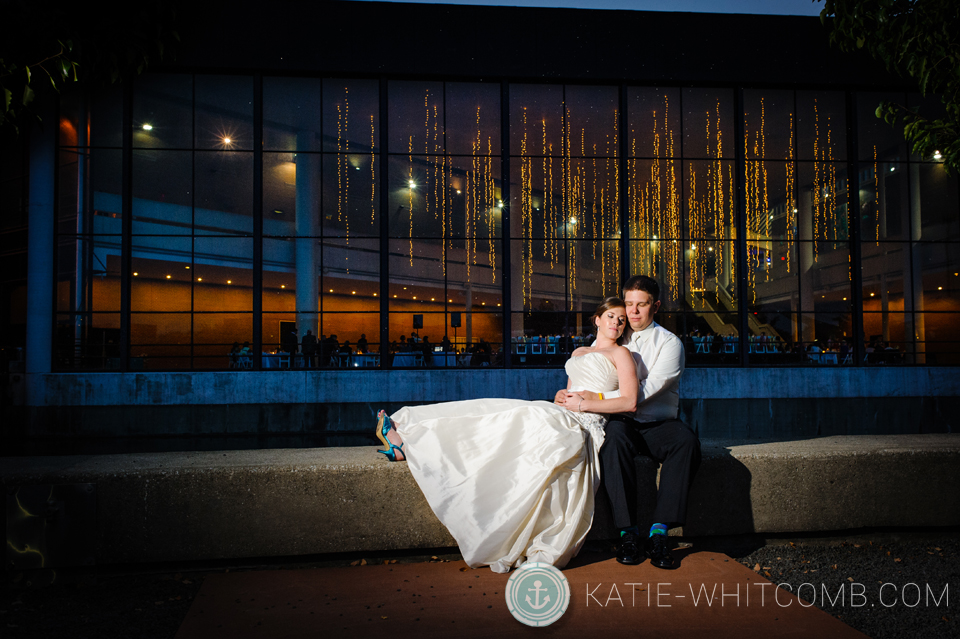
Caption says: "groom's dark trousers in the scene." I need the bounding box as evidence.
[600,416,701,529]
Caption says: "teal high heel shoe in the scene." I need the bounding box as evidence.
[375,410,406,461]
[375,409,392,450]
[377,441,405,462]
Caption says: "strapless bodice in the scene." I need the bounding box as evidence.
[564,351,619,394]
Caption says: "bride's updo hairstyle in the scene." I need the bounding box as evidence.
[590,296,627,343]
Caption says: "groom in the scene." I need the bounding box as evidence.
[555,275,701,569]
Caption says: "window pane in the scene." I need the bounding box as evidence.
[193,313,253,350]
[322,153,380,238]
[682,88,735,159]
[797,91,846,162]
[445,82,501,156]
[800,312,855,354]
[131,236,192,311]
[134,74,192,150]
[799,241,853,313]
[861,242,909,312]
[446,239,502,311]
[195,75,253,151]
[916,313,960,365]
[448,156,502,239]
[322,79,380,154]
[858,92,908,161]
[684,312,742,364]
[389,239,444,308]
[628,87,680,158]
[912,163,959,241]
[569,239,621,303]
[59,148,123,235]
[133,150,192,234]
[797,161,849,241]
[195,151,253,235]
[627,158,683,240]
[323,238,379,312]
[194,237,253,312]
[130,313,191,369]
[688,240,738,311]
[511,239,568,312]
[263,152,302,236]
[56,236,121,313]
[263,237,297,312]
[54,313,121,370]
[746,311,799,363]
[510,84,565,158]
[60,86,123,148]
[686,160,738,240]
[564,85,619,158]
[860,160,910,242]
[916,243,960,311]
[743,90,795,162]
[263,77,323,152]
[389,80,445,154]
[511,312,576,366]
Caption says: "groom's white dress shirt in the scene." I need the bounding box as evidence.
[605,321,684,423]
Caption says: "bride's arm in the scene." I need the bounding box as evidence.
[573,347,638,415]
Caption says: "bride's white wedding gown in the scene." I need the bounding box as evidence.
[391,351,619,573]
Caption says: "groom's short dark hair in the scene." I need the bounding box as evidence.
[622,275,660,303]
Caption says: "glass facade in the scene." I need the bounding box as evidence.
[54,76,960,370]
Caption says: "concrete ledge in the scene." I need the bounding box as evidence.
[4,435,960,566]
[20,366,960,406]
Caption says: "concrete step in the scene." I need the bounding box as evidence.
[4,435,959,567]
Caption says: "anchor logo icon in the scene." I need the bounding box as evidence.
[525,579,552,609]
[506,562,570,627]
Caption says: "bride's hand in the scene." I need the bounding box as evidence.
[560,392,583,411]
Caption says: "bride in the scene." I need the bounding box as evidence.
[376,297,638,573]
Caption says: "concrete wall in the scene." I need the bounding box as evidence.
[4,436,959,567]
[9,368,958,441]
[21,366,960,406]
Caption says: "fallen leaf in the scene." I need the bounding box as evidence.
[753,563,760,572]
[350,560,360,566]
[847,577,854,582]
[360,559,367,566]
[894,558,902,563]
[459,567,469,572]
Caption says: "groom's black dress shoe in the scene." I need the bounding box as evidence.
[616,531,643,565]
[645,533,676,569]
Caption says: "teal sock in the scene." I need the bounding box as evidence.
[649,523,668,537]
[619,526,639,538]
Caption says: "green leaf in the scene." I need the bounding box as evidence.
[25,66,31,83]
[22,84,34,107]
[3,86,11,112]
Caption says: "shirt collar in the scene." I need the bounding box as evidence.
[630,321,657,344]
